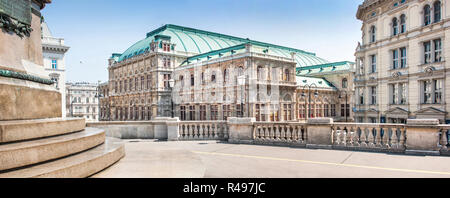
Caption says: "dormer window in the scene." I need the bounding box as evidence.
[162,43,171,52]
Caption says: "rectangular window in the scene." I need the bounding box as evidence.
[147,75,151,90]
[141,76,144,90]
[223,105,231,121]
[283,104,292,121]
[434,79,443,104]
[400,47,407,68]
[199,105,206,120]
[256,104,261,121]
[370,86,377,105]
[359,87,364,105]
[423,80,432,104]
[341,104,345,117]
[399,83,407,105]
[180,106,186,121]
[391,84,398,104]
[370,55,376,73]
[189,106,195,121]
[191,74,194,86]
[210,105,218,121]
[331,104,336,117]
[52,59,57,69]
[346,104,350,117]
[299,104,306,119]
[392,50,399,69]
[324,104,329,117]
[434,39,442,62]
[424,41,431,64]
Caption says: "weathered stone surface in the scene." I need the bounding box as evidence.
[0,138,125,178]
[308,118,333,124]
[228,117,256,143]
[0,118,85,143]
[306,123,333,147]
[407,119,440,126]
[0,83,61,121]
[87,122,155,139]
[0,127,105,171]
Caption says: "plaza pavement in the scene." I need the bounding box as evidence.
[92,140,450,178]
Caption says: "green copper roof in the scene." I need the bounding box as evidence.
[117,24,329,67]
[296,61,354,76]
[296,76,335,89]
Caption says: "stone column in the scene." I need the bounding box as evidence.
[405,119,441,156]
[167,117,180,141]
[306,118,333,149]
[228,117,256,144]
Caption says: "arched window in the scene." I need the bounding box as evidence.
[370,26,376,43]
[434,1,441,23]
[257,66,263,80]
[400,14,406,33]
[424,5,431,26]
[223,69,228,83]
[392,17,398,36]
[342,78,348,89]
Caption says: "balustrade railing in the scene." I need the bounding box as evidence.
[332,123,406,152]
[178,121,229,141]
[253,122,307,145]
[438,125,450,153]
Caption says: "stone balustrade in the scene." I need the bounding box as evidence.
[253,122,307,146]
[332,123,406,153]
[178,121,229,141]
[87,117,450,156]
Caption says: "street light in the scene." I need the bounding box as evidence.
[168,79,175,118]
[238,75,246,118]
[301,83,318,120]
[338,90,349,122]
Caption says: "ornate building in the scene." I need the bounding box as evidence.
[106,24,354,122]
[41,20,69,117]
[66,82,100,121]
[355,0,450,123]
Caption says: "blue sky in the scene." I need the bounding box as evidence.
[41,0,363,83]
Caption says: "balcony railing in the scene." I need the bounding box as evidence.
[178,121,229,141]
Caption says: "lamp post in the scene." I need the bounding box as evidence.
[301,83,318,120]
[238,75,246,117]
[339,90,349,122]
[168,79,175,118]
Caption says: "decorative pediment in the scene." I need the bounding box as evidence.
[366,108,379,113]
[385,107,409,115]
[414,107,447,115]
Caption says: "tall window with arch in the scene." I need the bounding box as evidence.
[424,5,431,26]
[434,1,441,23]
[370,25,376,43]
[392,17,398,36]
[342,78,348,89]
[400,14,406,33]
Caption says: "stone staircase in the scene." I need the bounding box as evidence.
[0,118,125,178]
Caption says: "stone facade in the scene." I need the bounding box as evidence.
[355,0,450,124]
[66,82,100,121]
[41,21,70,117]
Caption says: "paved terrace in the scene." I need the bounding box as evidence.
[92,140,450,178]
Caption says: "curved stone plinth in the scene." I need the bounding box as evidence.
[0,118,85,143]
[0,138,125,178]
[0,127,105,171]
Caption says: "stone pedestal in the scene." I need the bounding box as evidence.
[167,117,180,141]
[154,117,179,140]
[405,119,441,155]
[228,117,256,144]
[306,118,333,149]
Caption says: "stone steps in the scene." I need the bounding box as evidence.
[0,118,85,143]
[0,127,105,171]
[0,138,125,178]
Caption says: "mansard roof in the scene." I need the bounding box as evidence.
[117,24,329,67]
